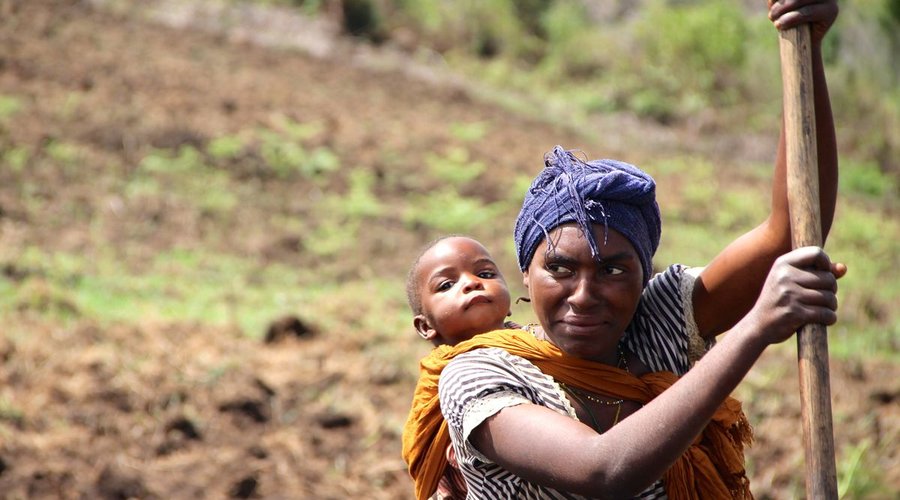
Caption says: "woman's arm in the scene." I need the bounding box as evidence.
[471,248,843,498]
[692,0,839,339]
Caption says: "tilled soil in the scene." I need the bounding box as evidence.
[0,1,897,499]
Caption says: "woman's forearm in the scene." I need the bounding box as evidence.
[772,42,837,242]
[590,319,768,495]
[481,246,838,498]
[811,43,838,238]
[473,327,768,498]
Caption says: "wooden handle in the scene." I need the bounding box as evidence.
[779,25,839,499]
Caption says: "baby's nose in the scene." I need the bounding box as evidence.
[462,275,485,292]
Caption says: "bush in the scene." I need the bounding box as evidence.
[841,158,898,199]
[623,0,749,120]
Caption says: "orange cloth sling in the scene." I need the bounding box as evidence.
[401,329,753,500]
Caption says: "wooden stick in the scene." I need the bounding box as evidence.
[778,25,839,499]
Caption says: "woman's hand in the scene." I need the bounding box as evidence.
[744,246,845,346]
[768,0,839,45]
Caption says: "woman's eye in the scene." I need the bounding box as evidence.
[547,263,572,275]
[604,266,624,276]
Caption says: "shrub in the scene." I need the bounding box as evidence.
[624,0,748,120]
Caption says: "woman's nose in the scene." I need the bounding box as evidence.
[567,276,600,309]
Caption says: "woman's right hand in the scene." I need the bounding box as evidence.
[745,246,845,345]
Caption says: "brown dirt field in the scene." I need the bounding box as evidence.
[0,1,897,499]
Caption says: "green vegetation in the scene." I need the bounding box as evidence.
[837,439,886,499]
[281,0,899,178]
[0,395,24,426]
[1,146,30,172]
[2,244,408,341]
[0,94,23,122]
[130,146,239,214]
[840,158,898,199]
[426,146,486,186]
[404,189,502,234]
[3,129,895,360]
[0,1,897,495]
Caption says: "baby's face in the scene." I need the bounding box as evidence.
[416,237,511,345]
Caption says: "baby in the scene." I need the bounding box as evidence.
[406,235,514,347]
[405,235,515,499]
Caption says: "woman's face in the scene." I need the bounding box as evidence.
[523,224,644,363]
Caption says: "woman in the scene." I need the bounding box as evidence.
[403,1,841,498]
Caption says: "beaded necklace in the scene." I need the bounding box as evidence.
[559,344,629,430]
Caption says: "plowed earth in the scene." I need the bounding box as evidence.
[0,1,896,499]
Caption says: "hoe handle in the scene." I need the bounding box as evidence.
[779,24,838,500]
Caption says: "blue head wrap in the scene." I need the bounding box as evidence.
[514,146,661,286]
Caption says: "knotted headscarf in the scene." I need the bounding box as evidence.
[514,146,661,285]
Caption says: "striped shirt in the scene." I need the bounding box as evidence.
[438,264,704,499]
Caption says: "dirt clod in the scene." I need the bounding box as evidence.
[229,475,259,499]
[316,411,354,429]
[165,416,202,440]
[264,314,316,343]
[0,1,897,499]
[96,463,151,500]
[219,399,270,424]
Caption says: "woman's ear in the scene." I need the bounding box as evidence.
[413,314,437,341]
[522,269,530,289]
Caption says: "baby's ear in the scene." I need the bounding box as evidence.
[413,314,438,342]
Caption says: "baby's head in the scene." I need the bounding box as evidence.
[406,236,512,346]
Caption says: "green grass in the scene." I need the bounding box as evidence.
[0,395,24,426]
[449,121,489,142]
[836,438,892,499]
[5,177,893,361]
[0,245,414,343]
[51,142,894,362]
[425,146,486,187]
[840,158,898,199]
[404,188,504,234]
[2,2,897,495]
[0,94,23,122]
[825,203,900,361]
[2,121,895,362]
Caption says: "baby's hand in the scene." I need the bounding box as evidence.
[503,320,524,330]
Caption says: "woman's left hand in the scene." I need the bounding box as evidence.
[744,246,845,346]
[768,0,839,45]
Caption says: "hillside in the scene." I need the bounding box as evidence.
[0,1,897,499]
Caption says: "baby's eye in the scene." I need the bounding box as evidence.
[436,280,454,292]
[478,270,497,279]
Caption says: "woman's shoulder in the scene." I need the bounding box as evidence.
[629,263,706,374]
[642,263,703,314]
[647,263,702,291]
[439,348,574,433]
[444,347,535,376]
[440,347,559,401]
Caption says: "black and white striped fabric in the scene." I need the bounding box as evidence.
[624,264,696,376]
[438,264,698,499]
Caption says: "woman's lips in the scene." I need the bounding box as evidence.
[563,315,602,326]
[561,315,605,333]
